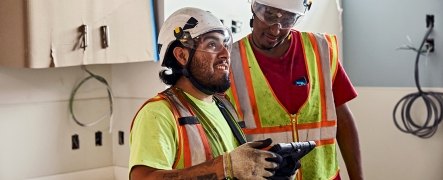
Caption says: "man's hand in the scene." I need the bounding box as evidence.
[225,138,282,180]
[269,157,301,180]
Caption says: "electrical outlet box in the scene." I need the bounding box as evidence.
[95,131,102,146]
[72,134,80,150]
[426,14,434,28]
[118,131,124,145]
[425,39,435,52]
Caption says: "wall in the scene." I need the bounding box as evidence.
[340,1,443,179]
[0,65,114,179]
[346,87,443,180]
[343,0,443,87]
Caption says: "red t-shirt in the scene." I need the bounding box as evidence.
[252,31,357,114]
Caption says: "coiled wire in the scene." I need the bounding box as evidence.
[393,24,443,138]
[69,66,114,133]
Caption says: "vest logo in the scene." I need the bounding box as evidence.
[294,76,308,86]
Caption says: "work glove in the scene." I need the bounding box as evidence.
[223,138,282,180]
[268,157,301,180]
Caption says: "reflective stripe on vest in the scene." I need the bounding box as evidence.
[130,88,244,169]
[130,88,212,169]
[162,88,213,168]
[228,32,340,179]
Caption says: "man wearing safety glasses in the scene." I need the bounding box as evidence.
[129,7,297,180]
[227,0,364,179]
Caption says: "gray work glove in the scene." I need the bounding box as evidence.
[223,138,282,180]
[269,158,301,180]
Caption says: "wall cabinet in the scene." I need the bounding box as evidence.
[0,0,158,68]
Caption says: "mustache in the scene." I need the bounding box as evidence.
[214,59,229,66]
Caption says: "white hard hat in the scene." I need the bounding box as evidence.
[157,7,227,65]
[253,0,308,15]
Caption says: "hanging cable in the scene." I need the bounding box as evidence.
[393,24,443,138]
[69,65,114,133]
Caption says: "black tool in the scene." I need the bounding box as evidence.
[269,141,316,160]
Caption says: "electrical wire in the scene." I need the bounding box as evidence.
[69,66,114,133]
[393,24,443,138]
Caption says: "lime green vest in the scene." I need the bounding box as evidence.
[227,32,340,180]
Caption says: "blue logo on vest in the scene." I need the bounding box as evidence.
[294,77,308,86]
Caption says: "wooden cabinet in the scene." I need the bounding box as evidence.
[0,0,158,68]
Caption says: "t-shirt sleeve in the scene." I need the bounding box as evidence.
[332,62,358,107]
[129,100,178,171]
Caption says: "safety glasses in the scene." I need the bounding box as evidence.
[179,29,233,54]
[252,2,303,29]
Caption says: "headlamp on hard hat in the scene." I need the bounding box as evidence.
[174,27,233,54]
[252,1,303,29]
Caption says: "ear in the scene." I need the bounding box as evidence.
[249,12,255,28]
[172,46,189,66]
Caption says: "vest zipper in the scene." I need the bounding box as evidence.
[290,114,298,141]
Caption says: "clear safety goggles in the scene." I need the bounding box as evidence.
[252,2,303,29]
[178,29,233,54]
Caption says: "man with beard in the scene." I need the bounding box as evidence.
[226,0,363,179]
[129,7,289,180]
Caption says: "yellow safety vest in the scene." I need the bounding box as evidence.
[131,87,245,169]
[227,32,340,180]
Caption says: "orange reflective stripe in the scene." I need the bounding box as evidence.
[308,33,328,122]
[166,95,185,169]
[326,35,339,81]
[173,88,196,116]
[297,169,302,180]
[174,89,214,166]
[181,126,192,167]
[243,125,293,134]
[161,93,185,169]
[239,39,261,128]
[172,120,183,169]
[314,138,335,146]
[242,120,336,133]
[196,124,213,160]
[228,69,243,119]
[161,88,215,168]
[326,35,334,67]
[296,121,336,129]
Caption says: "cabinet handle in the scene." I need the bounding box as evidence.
[101,26,110,48]
[80,25,88,50]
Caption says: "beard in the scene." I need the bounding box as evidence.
[187,55,231,94]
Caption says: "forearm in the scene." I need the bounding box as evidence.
[130,155,226,180]
[336,104,363,180]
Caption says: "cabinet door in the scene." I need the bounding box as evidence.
[89,0,158,65]
[27,0,93,67]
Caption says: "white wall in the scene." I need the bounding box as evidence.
[346,87,443,180]
[0,65,114,179]
[343,0,443,87]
